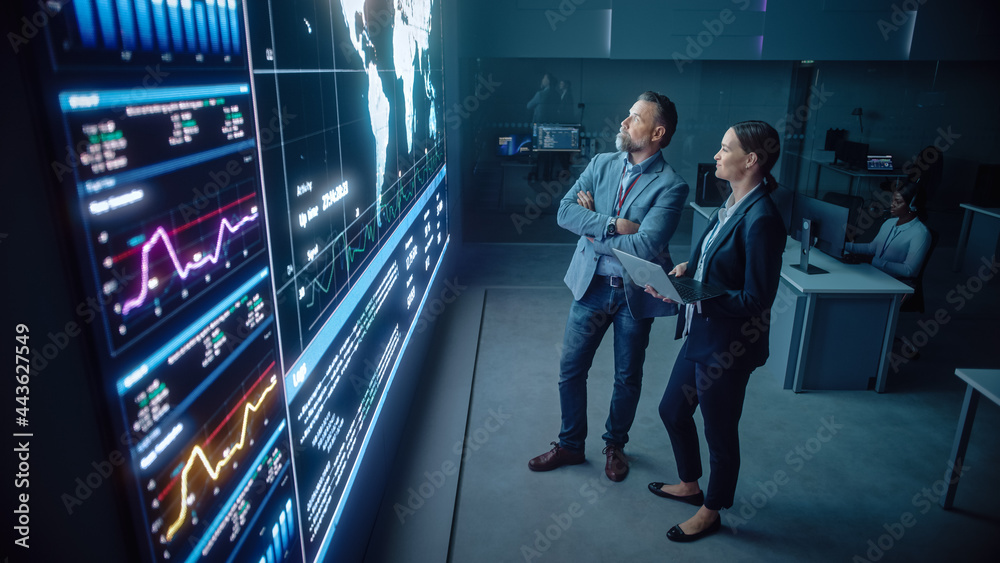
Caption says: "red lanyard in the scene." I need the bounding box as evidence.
[616,163,641,215]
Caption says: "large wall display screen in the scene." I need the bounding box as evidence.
[28,0,448,561]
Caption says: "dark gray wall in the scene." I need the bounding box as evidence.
[466,57,794,191]
[460,0,1000,62]
[462,56,1000,217]
[793,60,1000,208]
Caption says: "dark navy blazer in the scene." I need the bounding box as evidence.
[675,187,787,372]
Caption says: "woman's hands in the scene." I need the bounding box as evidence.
[645,261,688,303]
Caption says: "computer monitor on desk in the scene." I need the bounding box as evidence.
[835,140,869,169]
[695,163,730,207]
[866,155,893,171]
[770,183,796,234]
[497,133,532,156]
[789,194,850,274]
[532,123,580,152]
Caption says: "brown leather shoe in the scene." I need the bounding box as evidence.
[528,442,585,472]
[603,443,628,482]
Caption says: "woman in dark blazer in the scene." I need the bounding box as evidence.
[645,121,787,542]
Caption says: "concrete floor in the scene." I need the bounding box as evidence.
[366,207,1000,563]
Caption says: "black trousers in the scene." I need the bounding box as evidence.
[658,339,753,511]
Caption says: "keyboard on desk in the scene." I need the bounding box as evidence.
[838,253,871,265]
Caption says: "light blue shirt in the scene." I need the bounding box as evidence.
[595,151,663,278]
[846,217,931,279]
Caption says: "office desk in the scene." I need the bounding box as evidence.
[768,240,913,392]
[941,368,1000,509]
[953,204,1000,274]
[689,203,913,392]
[814,163,907,198]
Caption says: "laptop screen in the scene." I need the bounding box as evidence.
[867,155,893,170]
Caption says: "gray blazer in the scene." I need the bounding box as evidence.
[557,150,689,319]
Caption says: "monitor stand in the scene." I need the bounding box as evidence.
[790,263,828,275]
[790,219,828,275]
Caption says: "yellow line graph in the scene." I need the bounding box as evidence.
[164,378,278,541]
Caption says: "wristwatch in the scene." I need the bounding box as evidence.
[606,217,617,237]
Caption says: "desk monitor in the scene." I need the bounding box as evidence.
[497,133,532,156]
[867,155,893,170]
[695,162,730,207]
[825,128,847,151]
[836,140,869,169]
[790,193,850,260]
[769,183,796,234]
[790,218,826,274]
[532,123,580,151]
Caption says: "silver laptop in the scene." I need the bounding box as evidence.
[612,249,723,304]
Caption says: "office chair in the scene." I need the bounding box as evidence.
[900,228,939,314]
[892,227,939,361]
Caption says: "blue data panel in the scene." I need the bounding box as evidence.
[58,85,262,355]
[49,84,304,563]
[37,3,302,561]
[249,0,448,557]
[30,0,448,560]
[284,176,448,563]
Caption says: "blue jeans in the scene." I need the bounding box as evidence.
[558,277,653,452]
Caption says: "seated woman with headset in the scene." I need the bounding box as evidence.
[845,181,931,283]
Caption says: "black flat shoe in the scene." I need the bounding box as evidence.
[666,516,721,543]
[647,482,705,506]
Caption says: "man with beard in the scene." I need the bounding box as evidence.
[528,91,689,482]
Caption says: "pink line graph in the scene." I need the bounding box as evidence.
[121,213,259,316]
